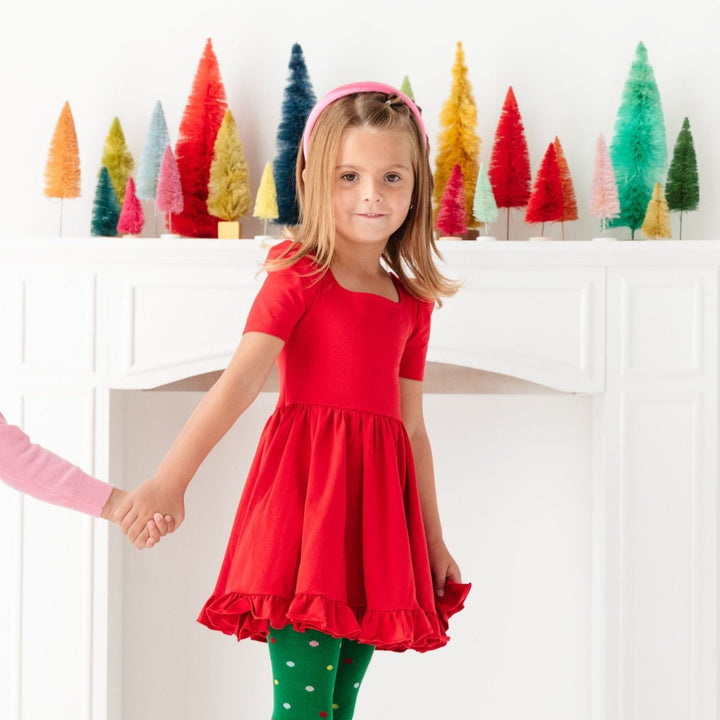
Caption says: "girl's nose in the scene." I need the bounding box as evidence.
[361,180,382,202]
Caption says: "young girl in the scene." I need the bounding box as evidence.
[118,81,471,718]
[0,410,172,546]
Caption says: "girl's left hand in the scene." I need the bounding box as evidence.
[427,537,462,597]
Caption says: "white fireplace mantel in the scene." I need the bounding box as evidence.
[0,237,717,720]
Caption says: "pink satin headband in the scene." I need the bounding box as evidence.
[302,81,428,158]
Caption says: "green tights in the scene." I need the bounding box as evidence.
[268,625,375,720]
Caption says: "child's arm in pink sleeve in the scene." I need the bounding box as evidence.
[0,412,113,517]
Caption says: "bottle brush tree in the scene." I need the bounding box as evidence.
[253,161,279,236]
[91,166,120,237]
[207,109,251,231]
[435,164,467,239]
[553,137,578,240]
[665,117,699,240]
[101,117,134,205]
[641,182,671,239]
[400,75,415,101]
[117,177,145,236]
[590,133,620,235]
[137,101,170,235]
[525,143,564,237]
[609,41,667,239]
[472,162,498,235]
[433,41,480,229]
[44,101,81,236]
[173,38,229,237]
[273,43,316,226]
[488,87,531,240]
[156,145,184,234]
[137,101,170,200]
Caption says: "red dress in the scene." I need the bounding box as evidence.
[197,242,470,652]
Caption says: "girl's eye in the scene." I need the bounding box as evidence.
[340,172,358,182]
[385,173,402,183]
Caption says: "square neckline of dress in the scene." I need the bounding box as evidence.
[327,269,402,305]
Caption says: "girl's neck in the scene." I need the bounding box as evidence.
[331,243,385,276]
[330,245,398,302]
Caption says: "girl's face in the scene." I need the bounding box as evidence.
[332,127,415,253]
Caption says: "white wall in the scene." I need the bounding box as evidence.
[119,389,592,719]
[1,0,718,241]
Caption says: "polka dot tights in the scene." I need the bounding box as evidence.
[268,625,374,719]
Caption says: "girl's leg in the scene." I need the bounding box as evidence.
[267,625,341,719]
[331,639,375,720]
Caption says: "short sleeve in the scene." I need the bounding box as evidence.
[399,298,434,380]
[243,242,319,341]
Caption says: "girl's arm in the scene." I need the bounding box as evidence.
[116,331,284,548]
[0,412,168,547]
[400,377,461,597]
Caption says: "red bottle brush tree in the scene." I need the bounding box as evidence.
[435,164,467,239]
[173,38,228,237]
[525,143,564,236]
[117,177,145,236]
[553,137,577,239]
[590,133,620,235]
[489,87,531,239]
[156,145,184,234]
[44,101,81,236]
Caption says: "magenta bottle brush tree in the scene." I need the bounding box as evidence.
[435,164,468,239]
[117,177,145,236]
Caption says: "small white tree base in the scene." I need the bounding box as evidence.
[529,236,552,242]
[591,236,619,242]
[476,235,497,242]
[160,233,181,239]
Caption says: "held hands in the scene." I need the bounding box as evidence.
[427,536,462,598]
[112,476,186,550]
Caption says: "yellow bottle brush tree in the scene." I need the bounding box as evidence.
[253,161,279,239]
[433,41,480,231]
[101,117,134,205]
[207,109,251,238]
[44,101,81,236]
[641,182,671,239]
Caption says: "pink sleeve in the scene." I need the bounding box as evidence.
[0,412,113,517]
[399,299,434,381]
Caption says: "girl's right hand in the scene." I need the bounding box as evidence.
[115,476,186,550]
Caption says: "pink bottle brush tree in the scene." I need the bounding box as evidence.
[435,164,468,239]
[117,177,145,236]
[156,145,184,235]
[589,133,620,236]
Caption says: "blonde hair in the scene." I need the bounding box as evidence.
[267,91,459,304]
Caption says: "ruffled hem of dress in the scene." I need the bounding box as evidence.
[197,581,471,653]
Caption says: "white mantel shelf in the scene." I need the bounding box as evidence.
[0,237,718,720]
